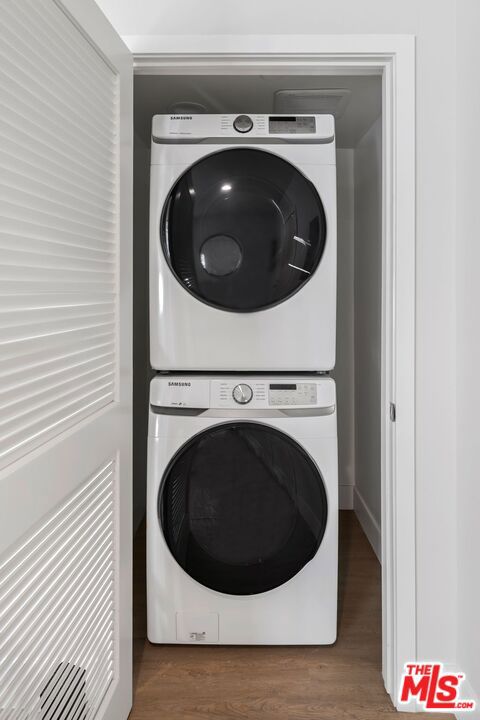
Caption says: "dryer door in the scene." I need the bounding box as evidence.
[158,422,328,595]
[161,148,327,312]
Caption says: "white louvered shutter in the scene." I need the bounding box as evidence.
[0,2,133,720]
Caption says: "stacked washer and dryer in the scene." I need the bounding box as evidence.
[147,113,338,645]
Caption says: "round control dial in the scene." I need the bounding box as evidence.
[232,383,253,404]
[233,114,253,133]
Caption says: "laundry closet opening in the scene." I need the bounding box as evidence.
[133,72,382,545]
[131,69,385,708]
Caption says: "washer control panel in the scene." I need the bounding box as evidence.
[150,376,335,411]
[213,380,266,407]
[210,379,324,409]
[268,383,317,406]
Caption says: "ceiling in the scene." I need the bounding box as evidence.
[134,74,382,149]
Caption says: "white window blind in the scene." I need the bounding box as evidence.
[0,0,119,469]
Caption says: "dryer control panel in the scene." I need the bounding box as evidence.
[152,114,335,144]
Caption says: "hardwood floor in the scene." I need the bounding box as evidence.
[130,511,452,719]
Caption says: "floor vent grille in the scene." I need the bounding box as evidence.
[40,662,87,720]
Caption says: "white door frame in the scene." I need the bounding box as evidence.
[130,34,416,710]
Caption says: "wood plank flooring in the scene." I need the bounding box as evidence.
[130,511,452,719]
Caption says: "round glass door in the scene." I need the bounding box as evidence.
[161,149,327,312]
[159,422,328,595]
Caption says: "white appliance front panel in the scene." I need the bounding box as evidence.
[146,418,338,645]
[149,154,337,371]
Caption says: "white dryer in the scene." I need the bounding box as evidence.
[147,374,338,645]
[150,114,337,371]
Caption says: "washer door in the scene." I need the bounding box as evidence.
[161,148,327,312]
[158,422,328,595]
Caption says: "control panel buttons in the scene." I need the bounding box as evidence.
[268,383,317,406]
[209,380,322,408]
[232,383,253,404]
[233,114,253,133]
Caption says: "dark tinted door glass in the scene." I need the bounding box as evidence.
[159,422,328,595]
[161,149,327,312]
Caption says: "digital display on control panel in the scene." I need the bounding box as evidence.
[269,116,316,134]
[268,383,317,406]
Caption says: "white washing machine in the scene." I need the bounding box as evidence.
[147,374,338,645]
[150,114,337,371]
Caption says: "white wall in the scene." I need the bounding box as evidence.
[96,0,458,668]
[335,130,383,551]
[334,150,355,510]
[456,0,480,711]
[353,117,382,559]
[95,0,447,38]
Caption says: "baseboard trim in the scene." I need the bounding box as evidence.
[353,487,381,562]
[339,484,354,510]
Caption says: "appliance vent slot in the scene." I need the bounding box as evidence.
[0,460,116,718]
[0,0,119,470]
[274,89,352,118]
[167,101,208,114]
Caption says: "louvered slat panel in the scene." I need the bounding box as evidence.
[0,328,115,369]
[1,217,115,253]
[0,234,114,261]
[0,461,116,719]
[0,383,114,464]
[0,70,116,167]
[0,151,116,214]
[1,172,116,227]
[0,329,114,373]
[0,118,115,200]
[0,0,119,470]
[0,350,114,395]
[1,188,115,235]
[1,246,114,270]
